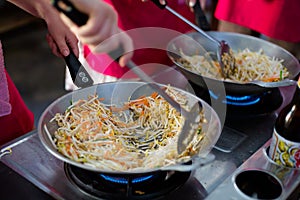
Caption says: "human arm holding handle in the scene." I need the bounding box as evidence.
[8,0,134,67]
[7,0,79,58]
[57,0,134,67]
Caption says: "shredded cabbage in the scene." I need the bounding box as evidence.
[51,86,205,171]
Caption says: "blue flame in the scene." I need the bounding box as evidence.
[209,90,261,106]
[99,174,154,184]
[224,96,261,106]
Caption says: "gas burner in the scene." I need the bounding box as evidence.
[189,81,283,117]
[99,174,155,184]
[218,92,261,106]
[64,164,191,200]
[211,88,283,116]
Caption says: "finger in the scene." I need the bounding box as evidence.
[118,32,134,67]
[76,17,104,37]
[65,35,79,57]
[54,37,70,57]
[77,8,117,38]
[78,22,115,46]
[160,0,166,5]
[80,22,120,52]
[187,0,197,7]
[90,38,119,54]
[79,33,119,51]
[46,34,63,57]
[119,52,134,67]
[86,28,119,53]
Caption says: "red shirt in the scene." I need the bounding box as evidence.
[0,71,34,145]
[84,0,195,78]
[215,0,300,42]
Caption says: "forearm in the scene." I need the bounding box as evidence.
[7,0,57,24]
[8,0,79,57]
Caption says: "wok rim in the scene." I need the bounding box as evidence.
[37,81,221,174]
[167,31,300,95]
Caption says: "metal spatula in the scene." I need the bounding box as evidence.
[150,0,236,78]
[52,0,202,154]
[125,61,202,155]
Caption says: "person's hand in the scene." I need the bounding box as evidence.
[186,0,206,9]
[45,10,79,58]
[59,0,133,67]
[7,0,79,58]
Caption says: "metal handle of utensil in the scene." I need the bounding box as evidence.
[127,60,183,112]
[151,0,234,79]
[53,0,184,112]
[150,0,218,44]
[161,153,215,172]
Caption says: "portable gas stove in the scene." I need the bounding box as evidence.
[1,79,300,200]
[1,86,300,199]
[64,163,193,199]
[188,81,283,118]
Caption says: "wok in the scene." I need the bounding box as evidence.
[167,32,300,95]
[38,81,221,174]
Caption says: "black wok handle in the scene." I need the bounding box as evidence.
[64,51,94,87]
[52,0,124,62]
[193,0,210,31]
[52,0,94,87]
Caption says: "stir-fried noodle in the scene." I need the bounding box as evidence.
[177,48,289,82]
[49,86,206,171]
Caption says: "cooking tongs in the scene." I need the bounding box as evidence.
[52,0,202,155]
[150,0,236,78]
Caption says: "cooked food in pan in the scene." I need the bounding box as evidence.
[48,86,206,171]
[177,48,289,83]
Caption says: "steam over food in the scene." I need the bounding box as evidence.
[176,48,289,83]
[47,86,206,171]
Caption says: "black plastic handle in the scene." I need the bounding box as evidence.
[52,0,88,26]
[193,0,210,31]
[64,51,94,87]
[51,0,94,87]
[52,0,124,63]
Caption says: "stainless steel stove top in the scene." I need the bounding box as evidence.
[1,87,300,199]
[1,117,299,200]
